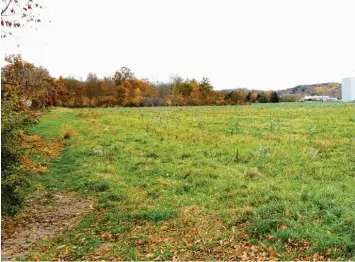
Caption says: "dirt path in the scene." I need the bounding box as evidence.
[1,192,92,261]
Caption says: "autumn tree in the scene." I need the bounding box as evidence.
[116,85,128,106]
[172,81,192,98]
[55,77,75,106]
[74,84,86,107]
[250,92,259,103]
[1,55,56,108]
[265,90,272,102]
[199,77,213,96]
[231,91,245,104]
[100,79,116,97]
[85,73,101,98]
[132,88,143,106]
[113,67,135,86]
[257,92,268,103]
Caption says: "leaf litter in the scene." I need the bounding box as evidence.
[1,192,92,260]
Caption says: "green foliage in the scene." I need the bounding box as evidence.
[1,55,48,216]
[280,93,296,102]
[257,92,268,103]
[1,98,39,215]
[1,165,30,215]
[245,91,251,101]
[270,91,280,103]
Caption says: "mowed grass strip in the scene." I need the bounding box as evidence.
[26,103,355,260]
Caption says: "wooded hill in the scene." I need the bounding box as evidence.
[278,82,341,99]
[220,82,341,101]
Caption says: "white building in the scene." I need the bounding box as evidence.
[342,78,355,102]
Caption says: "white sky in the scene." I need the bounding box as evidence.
[1,0,355,90]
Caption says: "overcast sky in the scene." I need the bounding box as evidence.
[2,0,355,90]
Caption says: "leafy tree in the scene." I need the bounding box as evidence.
[85,73,101,98]
[231,91,245,104]
[132,88,143,106]
[245,91,251,102]
[199,77,213,96]
[113,67,135,86]
[172,80,192,98]
[1,55,54,105]
[280,94,296,102]
[250,92,259,103]
[265,90,272,102]
[257,92,268,103]
[117,85,128,106]
[74,84,86,107]
[270,91,280,103]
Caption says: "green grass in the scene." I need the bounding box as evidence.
[26,103,355,260]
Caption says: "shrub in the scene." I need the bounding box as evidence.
[142,97,166,107]
[280,94,296,102]
[1,98,39,216]
[31,98,45,110]
[62,97,75,108]
[54,99,63,107]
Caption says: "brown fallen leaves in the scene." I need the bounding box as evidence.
[20,156,47,174]
[24,134,63,158]
[81,205,282,261]
[1,193,92,261]
[18,134,64,175]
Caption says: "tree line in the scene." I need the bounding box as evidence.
[2,55,284,111]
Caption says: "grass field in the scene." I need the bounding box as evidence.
[24,103,355,260]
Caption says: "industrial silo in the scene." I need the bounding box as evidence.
[342,78,355,102]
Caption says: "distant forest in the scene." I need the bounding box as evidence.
[1,55,282,109]
[223,83,341,103]
[2,55,341,109]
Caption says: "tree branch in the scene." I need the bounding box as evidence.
[1,0,12,15]
[1,30,20,39]
[1,12,26,17]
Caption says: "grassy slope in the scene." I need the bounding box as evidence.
[26,103,355,260]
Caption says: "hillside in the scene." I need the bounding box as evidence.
[278,82,341,99]
[220,82,341,100]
